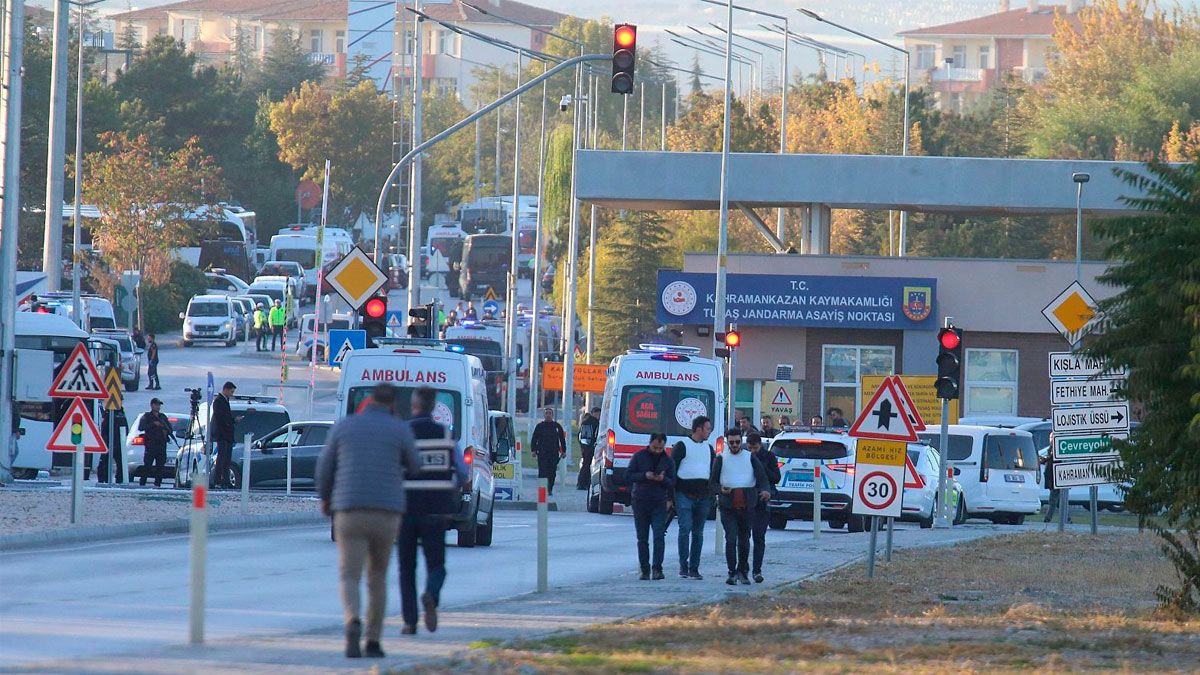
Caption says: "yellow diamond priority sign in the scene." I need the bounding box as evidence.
[1042,281,1098,346]
[326,247,388,310]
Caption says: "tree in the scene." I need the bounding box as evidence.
[1085,159,1200,613]
[269,80,393,214]
[689,54,704,96]
[587,212,671,361]
[116,1,141,50]
[82,133,223,303]
[254,26,325,100]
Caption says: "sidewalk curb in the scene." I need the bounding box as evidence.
[494,501,558,512]
[0,511,326,553]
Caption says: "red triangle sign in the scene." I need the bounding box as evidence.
[46,398,108,453]
[888,376,927,431]
[848,378,919,442]
[48,342,107,399]
[904,454,924,489]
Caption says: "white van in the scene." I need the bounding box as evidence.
[587,344,726,515]
[270,231,351,297]
[180,294,238,347]
[917,424,1042,524]
[337,344,497,546]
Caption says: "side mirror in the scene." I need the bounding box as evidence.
[251,439,263,449]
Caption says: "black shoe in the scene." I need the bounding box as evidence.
[738,572,751,585]
[688,569,703,580]
[345,619,362,658]
[421,592,438,632]
[401,624,417,635]
[651,569,665,581]
[639,569,650,580]
[364,640,384,658]
[679,568,690,579]
[753,573,764,584]
[726,574,738,586]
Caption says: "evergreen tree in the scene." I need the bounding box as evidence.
[1085,159,1200,613]
[254,27,325,100]
[689,54,703,96]
[588,212,671,361]
[230,22,258,79]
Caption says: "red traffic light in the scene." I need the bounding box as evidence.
[725,331,741,348]
[364,297,387,319]
[938,329,960,350]
[615,24,636,49]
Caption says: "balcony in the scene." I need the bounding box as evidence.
[925,66,995,94]
[932,66,985,82]
[308,52,347,77]
[1013,66,1048,83]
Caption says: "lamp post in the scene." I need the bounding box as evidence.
[714,0,735,367]
[41,0,71,292]
[800,8,910,255]
[1071,170,1093,534]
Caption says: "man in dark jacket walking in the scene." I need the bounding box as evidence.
[711,428,771,586]
[317,383,419,659]
[398,387,469,635]
[145,334,160,390]
[747,432,781,583]
[209,382,240,489]
[576,407,600,489]
[628,432,675,580]
[531,406,566,496]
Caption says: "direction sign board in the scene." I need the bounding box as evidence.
[851,438,906,518]
[326,247,387,310]
[103,367,123,411]
[1051,403,1130,435]
[861,375,959,425]
[1052,432,1127,460]
[1041,281,1099,345]
[46,398,108,453]
[48,342,106,399]
[1050,377,1124,406]
[1053,457,1123,488]
[328,329,366,367]
[1048,352,1127,379]
[482,299,500,316]
[848,378,918,442]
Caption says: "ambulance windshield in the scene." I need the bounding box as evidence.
[619,385,715,437]
[346,386,463,439]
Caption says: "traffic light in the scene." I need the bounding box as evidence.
[360,293,388,347]
[935,325,964,399]
[611,24,637,94]
[70,413,83,445]
[408,302,436,339]
[714,329,740,359]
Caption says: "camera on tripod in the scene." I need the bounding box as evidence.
[184,388,202,405]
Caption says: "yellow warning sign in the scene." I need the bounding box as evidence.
[861,375,959,426]
[854,439,907,466]
[760,380,799,418]
[484,287,498,301]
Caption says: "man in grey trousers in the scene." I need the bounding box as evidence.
[317,383,420,659]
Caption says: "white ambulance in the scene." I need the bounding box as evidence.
[337,342,498,546]
[587,344,726,515]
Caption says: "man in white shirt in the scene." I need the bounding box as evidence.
[710,427,771,586]
[671,416,715,580]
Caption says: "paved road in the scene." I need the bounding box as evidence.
[0,509,1034,672]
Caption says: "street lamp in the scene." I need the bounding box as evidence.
[799,8,911,256]
[1073,172,1090,283]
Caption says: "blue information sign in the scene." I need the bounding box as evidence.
[482,299,500,315]
[657,272,937,330]
[328,329,367,367]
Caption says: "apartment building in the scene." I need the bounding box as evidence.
[898,0,1086,111]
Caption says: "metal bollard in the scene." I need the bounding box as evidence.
[71,446,83,525]
[813,464,822,540]
[866,516,879,579]
[189,467,209,644]
[286,432,294,496]
[240,432,252,514]
[885,517,894,561]
[537,478,548,593]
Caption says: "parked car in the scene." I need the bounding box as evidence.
[205,271,250,298]
[256,261,306,300]
[231,421,334,490]
[385,253,409,289]
[124,410,193,483]
[174,395,292,488]
[918,425,1042,525]
[92,328,142,391]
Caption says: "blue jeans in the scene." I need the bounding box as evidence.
[675,492,712,573]
[633,500,668,572]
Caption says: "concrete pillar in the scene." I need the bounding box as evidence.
[798,205,812,254]
[807,204,831,255]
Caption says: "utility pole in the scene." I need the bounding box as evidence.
[406,1,424,308]
[504,53,523,417]
[41,0,71,291]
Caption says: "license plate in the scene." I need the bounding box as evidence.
[783,470,813,489]
[1004,474,1026,483]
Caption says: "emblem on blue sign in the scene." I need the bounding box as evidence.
[902,286,932,321]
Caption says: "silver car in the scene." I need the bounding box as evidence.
[93,329,143,391]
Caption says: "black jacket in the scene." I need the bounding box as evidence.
[627,448,676,505]
[211,394,235,443]
[531,420,566,456]
[138,411,172,450]
[709,453,770,511]
[578,414,599,448]
[753,448,782,487]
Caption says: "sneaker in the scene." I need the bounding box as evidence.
[738,572,751,585]
[364,640,385,658]
[400,625,417,635]
[688,569,704,580]
[753,573,764,584]
[679,568,690,579]
[345,619,362,658]
[726,574,738,586]
[421,592,438,632]
[639,570,650,580]
[651,569,665,581]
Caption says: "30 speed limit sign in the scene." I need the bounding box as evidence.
[852,439,906,518]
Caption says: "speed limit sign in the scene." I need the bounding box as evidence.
[852,439,906,518]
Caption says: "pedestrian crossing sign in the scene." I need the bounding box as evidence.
[48,343,106,399]
[328,329,366,367]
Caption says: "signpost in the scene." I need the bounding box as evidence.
[1053,457,1123,489]
[327,329,366,367]
[1051,403,1129,435]
[103,367,122,484]
[1041,281,1099,346]
[1047,352,1128,379]
[1052,432,1126,461]
[862,375,959,425]
[45,343,107,524]
[325,247,388,310]
[1050,377,1124,406]
[482,298,500,316]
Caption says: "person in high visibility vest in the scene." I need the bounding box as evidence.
[268,300,287,351]
[253,303,268,352]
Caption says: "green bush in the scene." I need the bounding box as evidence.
[140,261,208,333]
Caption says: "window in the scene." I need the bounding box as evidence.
[978,45,990,70]
[403,30,414,55]
[346,387,463,438]
[918,433,974,461]
[438,30,456,56]
[335,30,345,53]
[915,44,935,69]
[180,19,199,43]
[618,385,716,437]
[310,29,323,53]
[431,77,457,96]
[253,27,263,51]
[821,345,894,422]
[983,434,1038,471]
[951,45,966,68]
[733,380,755,424]
[964,348,1018,415]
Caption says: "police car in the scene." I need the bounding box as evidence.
[337,339,498,546]
[587,344,726,515]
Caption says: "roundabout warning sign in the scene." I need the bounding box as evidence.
[852,438,906,518]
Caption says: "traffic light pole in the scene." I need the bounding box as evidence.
[935,397,951,528]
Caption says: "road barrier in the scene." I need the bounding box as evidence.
[813,465,821,540]
[537,478,548,593]
[189,464,208,645]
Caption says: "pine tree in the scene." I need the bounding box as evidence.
[588,211,670,361]
[254,27,325,100]
[689,54,703,96]
[1085,159,1200,613]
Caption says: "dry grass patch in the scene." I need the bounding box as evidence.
[417,532,1200,674]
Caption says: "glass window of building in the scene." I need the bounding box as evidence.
[964,348,1018,415]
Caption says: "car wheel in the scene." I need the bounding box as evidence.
[1008,514,1026,526]
[125,378,139,392]
[175,462,190,489]
[586,489,599,513]
[476,509,494,547]
[919,512,934,529]
[226,340,236,347]
[228,466,241,489]
[11,468,37,480]
[598,485,615,515]
[847,514,867,533]
[955,498,968,525]
[457,522,478,548]
[768,513,788,530]
[827,517,846,530]
[182,340,193,348]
